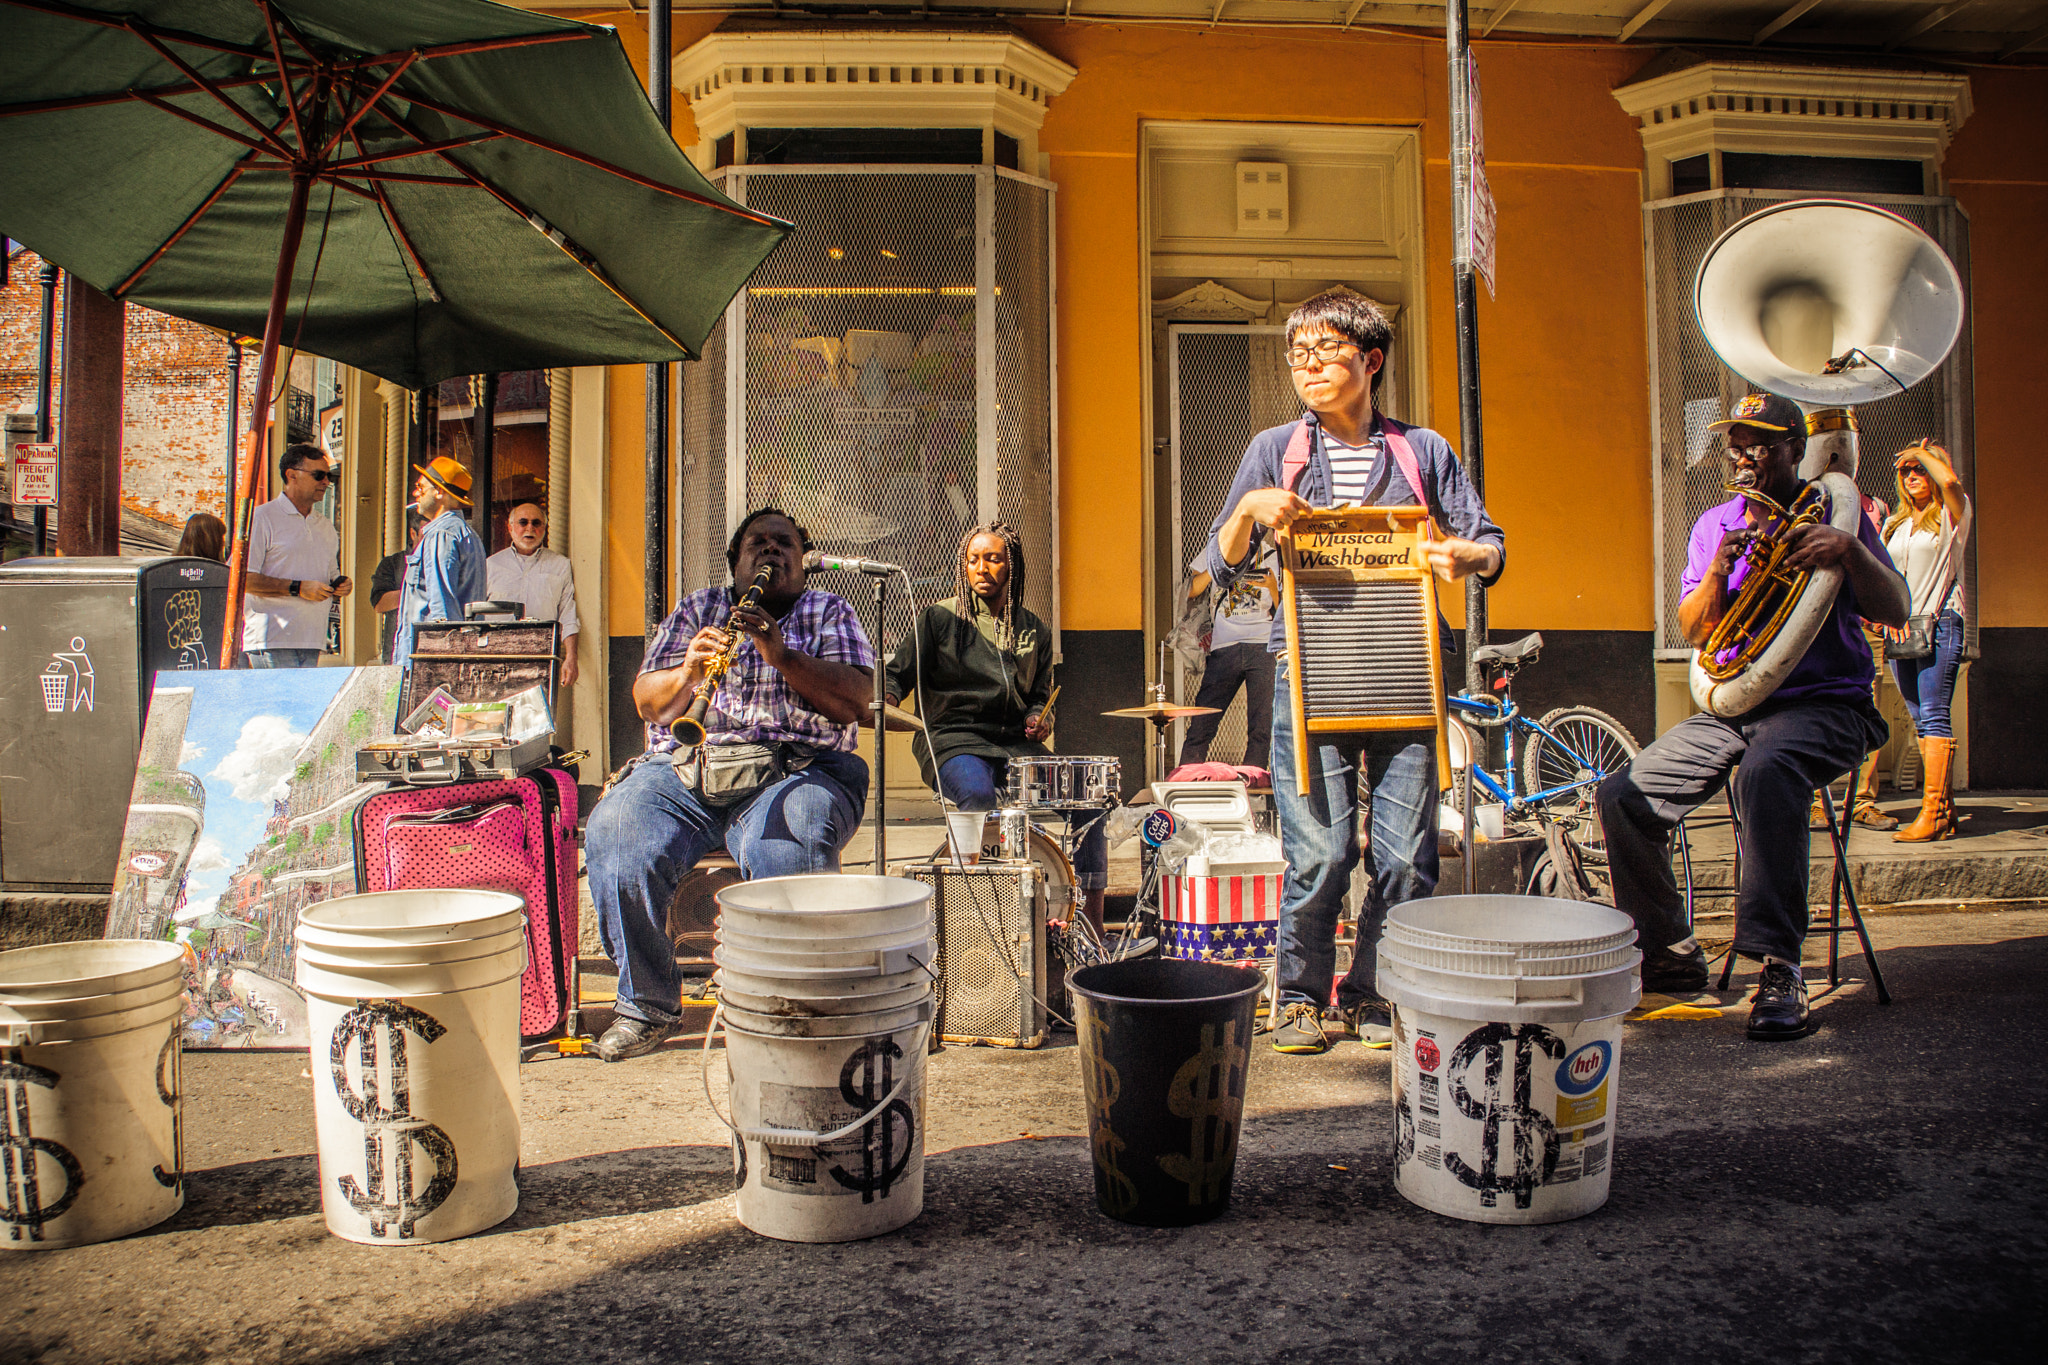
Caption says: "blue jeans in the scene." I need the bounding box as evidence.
[1890,609,1964,740]
[246,648,321,668]
[936,752,1109,891]
[586,749,870,1024]
[1269,662,1438,1010]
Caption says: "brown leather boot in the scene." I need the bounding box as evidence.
[1851,752,1898,830]
[1894,737,1957,842]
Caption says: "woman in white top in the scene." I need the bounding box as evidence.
[1882,440,1972,842]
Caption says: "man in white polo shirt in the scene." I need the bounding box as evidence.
[485,501,581,687]
[242,442,352,668]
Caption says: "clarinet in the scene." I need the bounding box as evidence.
[669,565,775,757]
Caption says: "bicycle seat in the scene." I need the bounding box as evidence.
[1473,632,1543,668]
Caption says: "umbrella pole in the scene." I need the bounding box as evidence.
[221,170,315,664]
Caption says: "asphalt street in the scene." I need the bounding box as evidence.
[4,907,2045,1365]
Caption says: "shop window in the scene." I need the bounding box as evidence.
[423,370,553,554]
[1671,154,1711,197]
[1721,152,1924,195]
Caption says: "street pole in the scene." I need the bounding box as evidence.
[471,371,497,544]
[645,0,672,638]
[1447,0,1488,700]
[225,339,241,521]
[33,259,57,557]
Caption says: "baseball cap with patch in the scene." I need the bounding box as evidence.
[1708,391,1807,437]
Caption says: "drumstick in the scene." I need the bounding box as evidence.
[1038,684,1060,730]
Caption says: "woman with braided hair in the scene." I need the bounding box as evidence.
[885,521,1108,927]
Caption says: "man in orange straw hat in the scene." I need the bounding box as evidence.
[394,454,487,668]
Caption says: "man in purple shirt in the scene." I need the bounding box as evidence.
[1597,392,1908,1041]
[585,508,876,1061]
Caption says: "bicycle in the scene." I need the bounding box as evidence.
[1445,633,1641,895]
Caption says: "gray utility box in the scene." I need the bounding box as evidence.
[0,556,228,888]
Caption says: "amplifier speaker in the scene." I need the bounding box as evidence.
[900,861,1048,1048]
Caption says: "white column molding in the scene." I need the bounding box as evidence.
[567,366,608,763]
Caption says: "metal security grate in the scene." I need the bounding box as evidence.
[1168,325,1302,763]
[1645,190,1977,658]
[1296,581,1437,719]
[679,167,1058,665]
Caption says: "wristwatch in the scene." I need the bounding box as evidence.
[289,580,302,598]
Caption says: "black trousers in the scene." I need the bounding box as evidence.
[1595,696,1887,964]
[1177,642,1275,771]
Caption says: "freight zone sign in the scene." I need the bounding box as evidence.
[11,443,57,506]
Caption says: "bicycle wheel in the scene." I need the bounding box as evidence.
[1520,707,1640,843]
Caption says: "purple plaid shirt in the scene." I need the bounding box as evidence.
[641,586,875,754]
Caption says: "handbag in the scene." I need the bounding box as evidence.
[1888,614,1936,661]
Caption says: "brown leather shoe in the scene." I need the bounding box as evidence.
[1852,802,1899,831]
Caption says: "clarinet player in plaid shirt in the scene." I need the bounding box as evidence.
[585,508,877,1062]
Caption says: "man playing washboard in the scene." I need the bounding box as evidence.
[1202,289,1505,1055]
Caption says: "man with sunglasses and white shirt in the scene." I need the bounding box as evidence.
[486,502,581,687]
[242,441,352,668]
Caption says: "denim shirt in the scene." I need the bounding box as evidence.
[394,511,488,666]
[1201,412,1506,654]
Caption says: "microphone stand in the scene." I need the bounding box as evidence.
[869,573,890,874]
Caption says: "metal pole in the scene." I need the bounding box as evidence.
[1447,0,1488,700]
[225,339,242,520]
[471,371,497,544]
[33,259,57,556]
[871,575,889,873]
[645,0,672,636]
[57,276,123,557]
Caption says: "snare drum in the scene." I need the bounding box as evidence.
[1007,755,1121,810]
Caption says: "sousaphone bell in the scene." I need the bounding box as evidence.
[1688,199,1965,716]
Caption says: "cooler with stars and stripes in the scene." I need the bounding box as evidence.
[1160,871,1284,963]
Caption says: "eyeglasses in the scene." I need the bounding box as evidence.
[511,517,545,528]
[1724,439,1792,460]
[292,466,337,483]
[1285,338,1356,369]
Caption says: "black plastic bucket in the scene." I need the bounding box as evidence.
[1068,957,1265,1227]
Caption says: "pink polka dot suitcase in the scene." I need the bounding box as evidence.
[352,769,579,1038]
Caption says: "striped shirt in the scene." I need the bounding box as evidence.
[641,586,875,754]
[1323,431,1388,505]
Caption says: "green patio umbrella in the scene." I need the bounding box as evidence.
[0,0,789,655]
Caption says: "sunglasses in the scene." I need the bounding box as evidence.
[511,517,545,528]
[292,466,338,483]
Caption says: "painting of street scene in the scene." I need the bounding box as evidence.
[106,666,403,1049]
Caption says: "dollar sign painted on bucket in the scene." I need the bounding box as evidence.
[151,1025,183,1193]
[1077,1009,1139,1218]
[1157,1020,1247,1206]
[1443,1022,1566,1210]
[1,1056,83,1243]
[329,1001,458,1238]
[827,1037,915,1203]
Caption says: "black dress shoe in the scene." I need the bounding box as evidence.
[594,1015,683,1062]
[1642,944,1709,994]
[1746,963,1811,1041]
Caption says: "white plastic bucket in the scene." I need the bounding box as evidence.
[721,995,931,1039]
[0,940,185,1000]
[717,1005,929,1242]
[295,942,526,1001]
[299,890,525,943]
[1377,896,1641,1226]
[713,963,932,1005]
[303,974,522,1245]
[0,940,188,1250]
[714,919,935,955]
[715,875,934,941]
[293,921,524,960]
[716,979,933,1018]
[712,937,936,981]
[293,926,526,971]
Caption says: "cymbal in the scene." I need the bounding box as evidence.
[1102,702,1221,722]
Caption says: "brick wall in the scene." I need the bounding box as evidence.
[3,247,257,537]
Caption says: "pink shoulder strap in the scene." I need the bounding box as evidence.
[1280,418,1431,516]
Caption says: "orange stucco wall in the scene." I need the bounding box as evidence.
[1021,23,1657,633]
[1944,66,2048,630]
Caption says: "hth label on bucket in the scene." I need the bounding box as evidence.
[1390,1007,1626,1225]
[755,1050,922,1203]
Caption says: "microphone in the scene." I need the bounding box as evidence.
[803,550,902,577]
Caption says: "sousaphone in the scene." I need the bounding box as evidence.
[1689,199,1965,716]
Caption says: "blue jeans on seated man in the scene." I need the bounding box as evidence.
[937,752,1109,891]
[587,748,869,1026]
[246,648,321,668]
[1270,663,1438,1010]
